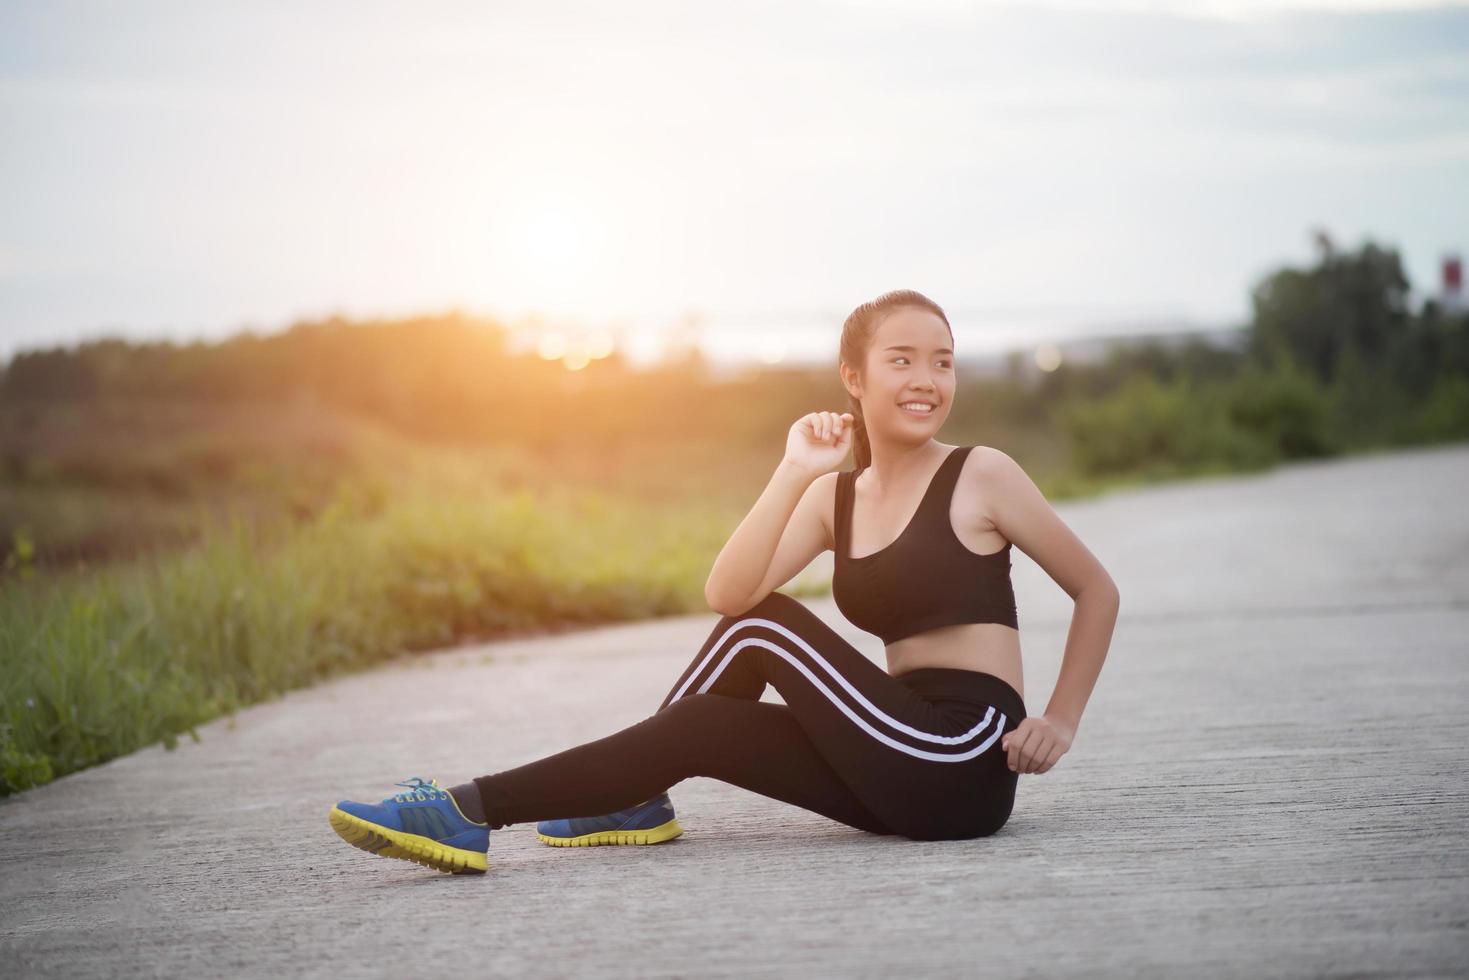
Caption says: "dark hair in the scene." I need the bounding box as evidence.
[838,289,954,472]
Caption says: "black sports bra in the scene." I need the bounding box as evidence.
[832,445,1018,644]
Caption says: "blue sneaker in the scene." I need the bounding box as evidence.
[329,776,490,874]
[536,791,684,847]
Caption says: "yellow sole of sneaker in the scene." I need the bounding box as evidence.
[329,806,489,874]
[536,818,684,847]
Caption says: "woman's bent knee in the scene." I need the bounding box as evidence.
[745,591,835,638]
[720,590,805,623]
[658,692,740,731]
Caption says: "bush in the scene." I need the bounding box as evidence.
[1062,375,1270,477]
[1224,358,1337,459]
[1061,359,1342,479]
[1408,374,1469,442]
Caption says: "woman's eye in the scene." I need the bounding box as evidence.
[893,356,951,367]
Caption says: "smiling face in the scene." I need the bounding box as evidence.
[843,305,956,438]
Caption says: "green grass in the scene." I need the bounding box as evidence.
[0,476,731,795]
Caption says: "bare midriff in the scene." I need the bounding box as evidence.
[885,622,1024,700]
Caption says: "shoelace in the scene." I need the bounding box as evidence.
[390,776,446,803]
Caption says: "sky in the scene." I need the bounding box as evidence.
[1,0,1467,367]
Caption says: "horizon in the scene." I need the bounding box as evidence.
[0,300,1248,373]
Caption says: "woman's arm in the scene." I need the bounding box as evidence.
[976,447,1120,773]
[705,411,854,616]
[1044,579,1120,732]
[704,459,820,615]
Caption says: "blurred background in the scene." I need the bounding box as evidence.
[2,0,1466,794]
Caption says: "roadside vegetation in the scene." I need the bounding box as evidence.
[3,235,1464,794]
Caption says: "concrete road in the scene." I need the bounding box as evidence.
[3,443,1466,978]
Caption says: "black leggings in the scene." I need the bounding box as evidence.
[472,590,1027,841]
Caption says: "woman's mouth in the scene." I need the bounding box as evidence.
[899,401,935,418]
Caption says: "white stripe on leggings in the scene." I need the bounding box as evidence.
[671,617,999,746]
[669,618,1007,763]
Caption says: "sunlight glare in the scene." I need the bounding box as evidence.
[524,207,584,269]
[1034,343,1063,372]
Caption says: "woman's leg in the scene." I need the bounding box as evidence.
[472,691,894,834]
[648,590,1019,839]
[472,591,1017,840]
[470,593,895,834]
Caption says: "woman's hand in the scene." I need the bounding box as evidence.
[783,411,855,476]
[1000,714,1075,775]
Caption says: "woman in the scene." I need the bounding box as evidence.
[329,288,1121,874]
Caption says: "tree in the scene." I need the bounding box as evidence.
[1248,238,1412,385]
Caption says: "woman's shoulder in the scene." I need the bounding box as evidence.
[955,444,1030,493]
[959,443,1019,467]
